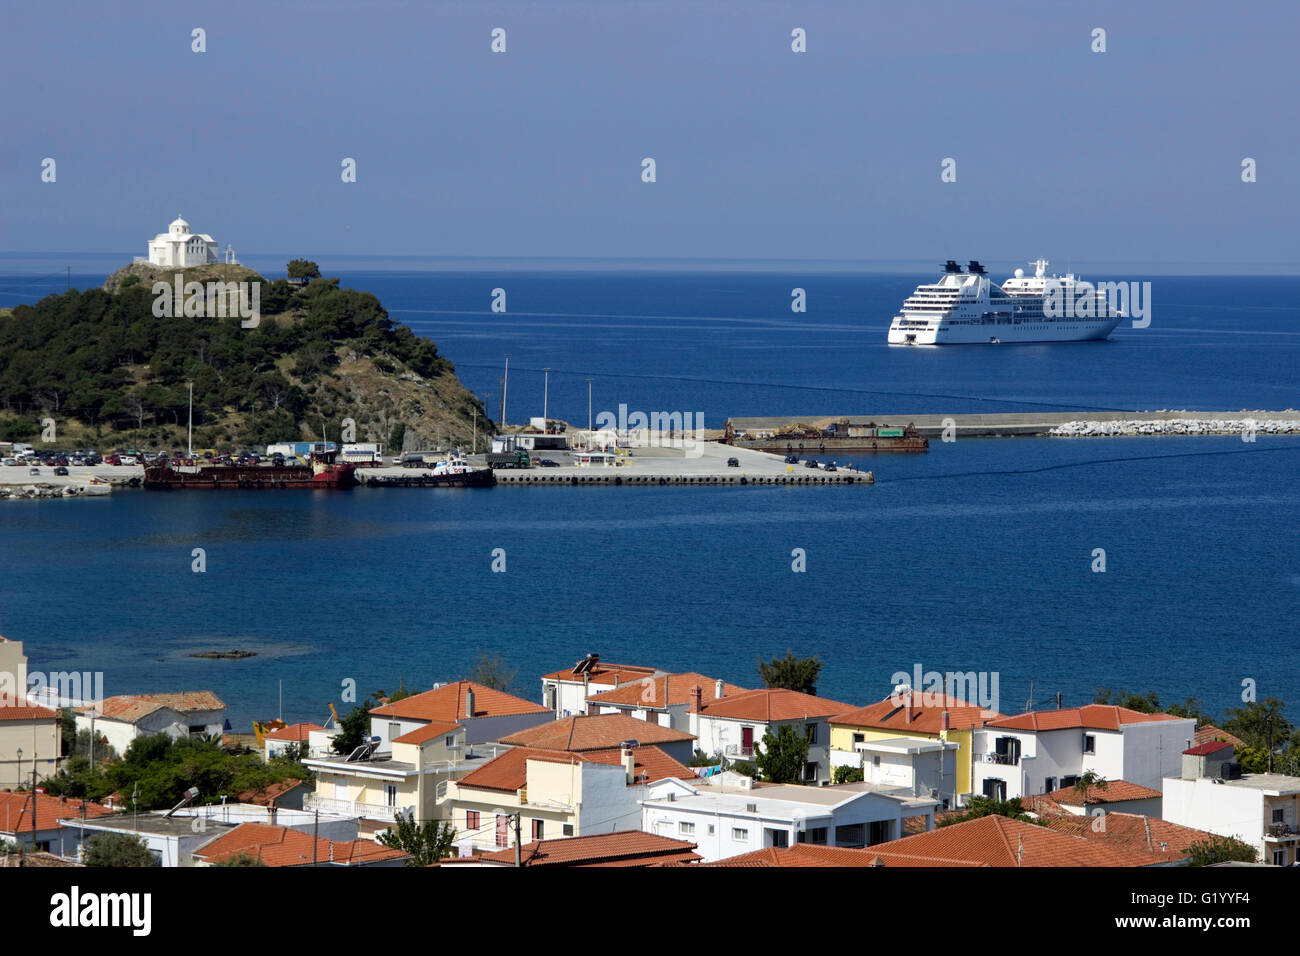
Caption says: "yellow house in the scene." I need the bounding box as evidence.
[444,745,696,851]
[828,694,1004,809]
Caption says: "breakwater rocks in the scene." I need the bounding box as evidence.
[1049,418,1300,437]
[0,483,113,500]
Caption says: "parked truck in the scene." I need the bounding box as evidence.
[485,449,531,469]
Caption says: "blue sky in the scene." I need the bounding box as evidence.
[1,0,1295,269]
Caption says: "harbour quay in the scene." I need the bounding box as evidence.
[726,409,1300,440]
[392,442,872,487]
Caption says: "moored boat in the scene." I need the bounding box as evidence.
[144,451,358,490]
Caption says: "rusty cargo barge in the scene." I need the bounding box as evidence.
[724,421,929,455]
[144,454,358,490]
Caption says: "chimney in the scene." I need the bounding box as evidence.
[940,710,950,732]
[1056,692,1063,710]
[622,747,636,784]
[689,685,703,714]
[904,691,913,725]
[715,679,725,700]
[464,688,476,719]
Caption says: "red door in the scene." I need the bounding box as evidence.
[741,727,754,755]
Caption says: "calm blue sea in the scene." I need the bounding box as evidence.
[1,261,1298,729]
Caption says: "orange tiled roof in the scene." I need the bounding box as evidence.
[697,688,851,722]
[830,694,1000,734]
[456,744,691,793]
[581,746,695,785]
[701,844,986,867]
[192,822,408,867]
[0,791,116,835]
[872,814,1158,867]
[1194,724,1244,748]
[449,831,701,867]
[499,713,694,751]
[1036,812,1215,863]
[541,661,658,686]
[1045,780,1163,805]
[88,691,225,723]
[0,703,58,722]
[986,705,1183,733]
[586,673,749,709]
[391,721,462,745]
[264,723,324,742]
[456,747,585,792]
[369,681,546,722]
[235,779,306,806]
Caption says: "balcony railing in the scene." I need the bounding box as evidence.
[304,793,400,821]
[725,745,755,758]
[1265,823,1299,839]
[983,752,1019,766]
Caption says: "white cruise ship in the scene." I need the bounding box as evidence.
[887,259,1124,345]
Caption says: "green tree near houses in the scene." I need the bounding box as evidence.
[84,832,158,867]
[1185,834,1258,867]
[754,724,810,784]
[757,649,822,695]
[1072,770,1109,810]
[332,699,377,756]
[1223,698,1294,771]
[936,796,1032,827]
[377,812,457,866]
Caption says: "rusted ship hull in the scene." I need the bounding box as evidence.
[144,464,358,489]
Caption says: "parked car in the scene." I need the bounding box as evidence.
[54,466,69,476]
[824,462,838,472]
[539,459,561,467]
[805,459,819,469]
[120,456,137,466]
[104,455,121,466]
[784,455,799,464]
[28,467,40,476]
[727,457,740,467]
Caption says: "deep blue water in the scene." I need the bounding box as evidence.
[1,264,1298,730]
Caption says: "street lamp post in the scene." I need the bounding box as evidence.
[586,379,593,432]
[542,368,550,425]
[186,379,194,458]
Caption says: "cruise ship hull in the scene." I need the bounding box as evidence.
[888,316,1121,345]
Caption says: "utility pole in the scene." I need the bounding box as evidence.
[501,354,511,428]
[586,379,593,432]
[542,367,550,424]
[472,405,477,455]
[186,380,194,458]
[514,811,522,868]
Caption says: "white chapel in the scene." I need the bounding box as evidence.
[146,214,221,267]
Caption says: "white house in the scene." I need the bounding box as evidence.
[262,722,329,762]
[444,744,698,852]
[366,680,551,750]
[688,687,851,784]
[970,704,1194,801]
[75,692,226,756]
[146,215,220,267]
[586,672,749,732]
[1162,740,1300,866]
[641,774,939,863]
[540,653,660,718]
